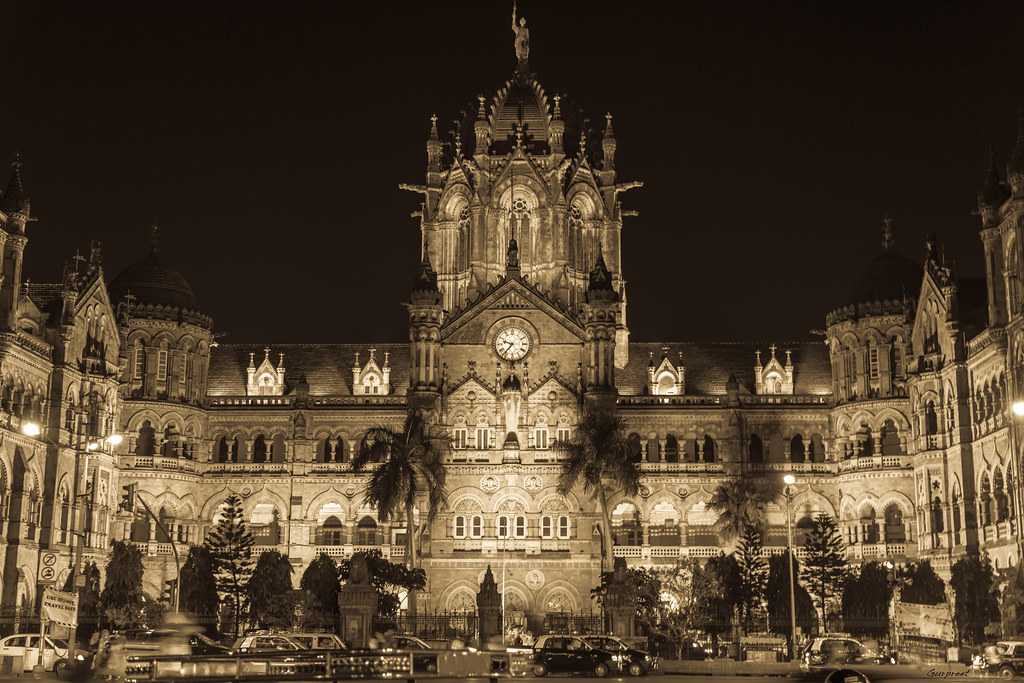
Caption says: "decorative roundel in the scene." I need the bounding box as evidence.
[240,486,252,498]
[345,486,357,498]
[480,476,501,493]
[511,197,529,215]
[569,204,583,222]
[524,475,543,492]
[677,487,690,499]
[467,390,477,402]
[639,485,652,499]
[547,391,557,401]
[525,570,546,591]
[459,207,471,224]
[495,326,531,361]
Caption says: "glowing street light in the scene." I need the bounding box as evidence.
[20,421,40,437]
[86,442,99,452]
[105,434,124,446]
[784,474,796,486]
[1012,401,1024,418]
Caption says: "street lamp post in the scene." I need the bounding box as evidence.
[783,474,798,661]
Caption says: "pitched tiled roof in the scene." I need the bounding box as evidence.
[207,344,410,397]
[23,283,64,317]
[619,341,832,396]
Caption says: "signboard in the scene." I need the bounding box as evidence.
[41,587,78,629]
[37,553,59,584]
[897,602,955,642]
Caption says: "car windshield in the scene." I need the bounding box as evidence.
[49,639,69,649]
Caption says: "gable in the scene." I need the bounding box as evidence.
[910,270,952,358]
[442,276,584,344]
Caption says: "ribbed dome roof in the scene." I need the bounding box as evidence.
[847,250,920,307]
[109,248,198,311]
[491,76,550,150]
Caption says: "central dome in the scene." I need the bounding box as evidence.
[847,250,920,307]
[109,244,198,311]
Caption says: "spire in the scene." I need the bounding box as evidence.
[553,94,562,120]
[429,113,439,141]
[881,215,895,250]
[980,146,1010,207]
[411,241,441,303]
[474,95,491,154]
[148,224,160,256]
[602,112,617,171]
[1,152,29,215]
[586,242,617,302]
[1009,106,1024,194]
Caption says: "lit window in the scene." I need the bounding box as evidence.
[133,348,146,380]
[452,428,467,449]
[869,346,879,379]
[181,353,190,391]
[515,515,527,538]
[157,350,168,381]
[541,516,553,538]
[498,516,509,538]
[558,515,570,539]
[471,515,483,538]
[454,516,466,538]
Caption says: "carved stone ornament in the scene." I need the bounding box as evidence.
[468,390,477,402]
[241,486,253,498]
[480,476,501,493]
[525,569,545,590]
[639,485,652,498]
[524,475,543,491]
[345,486,357,498]
[677,488,689,499]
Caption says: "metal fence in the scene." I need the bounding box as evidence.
[541,611,604,635]
[393,612,478,642]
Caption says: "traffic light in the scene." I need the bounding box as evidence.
[160,579,177,605]
[118,484,135,513]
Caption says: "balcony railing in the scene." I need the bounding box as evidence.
[129,541,186,557]
[845,543,909,560]
[838,455,911,472]
[313,544,397,561]
[203,462,289,475]
[119,456,198,473]
[640,462,725,473]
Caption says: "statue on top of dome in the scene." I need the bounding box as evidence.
[512,0,529,64]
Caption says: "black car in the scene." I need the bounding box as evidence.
[189,634,231,656]
[583,636,659,676]
[533,635,616,677]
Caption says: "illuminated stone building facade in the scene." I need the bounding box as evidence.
[1,21,1024,631]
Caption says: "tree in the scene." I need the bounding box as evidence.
[99,540,146,629]
[899,561,946,605]
[591,564,662,635]
[353,409,446,616]
[247,551,295,629]
[708,475,783,541]
[338,550,426,624]
[299,554,341,630]
[179,546,220,631]
[205,494,255,637]
[1001,564,1024,637]
[693,554,741,652]
[64,562,101,645]
[735,525,769,631]
[841,562,891,637]
[766,551,815,648]
[951,554,1000,646]
[800,513,847,631]
[554,408,640,572]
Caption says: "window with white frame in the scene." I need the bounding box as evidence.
[157,350,168,381]
[558,515,570,538]
[534,425,548,449]
[181,352,190,393]
[541,516,553,538]
[454,516,466,538]
[515,515,527,538]
[476,426,491,449]
[869,345,879,379]
[556,427,571,444]
[133,347,146,380]
[452,427,467,449]
[471,515,483,538]
[498,516,510,538]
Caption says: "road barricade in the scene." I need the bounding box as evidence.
[125,647,511,682]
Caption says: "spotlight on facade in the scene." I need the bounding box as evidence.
[20,421,41,437]
[86,442,100,452]
[783,474,796,486]
[1013,401,1024,418]
[106,434,124,446]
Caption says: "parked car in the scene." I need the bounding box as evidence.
[286,632,348,651]
[392,635,433,650]
[532,635,616,677]
[232,633,305,654]
[801,636,887,669]
[0,634,70,672]
[189,633,232,655]
[582,635,659,675]
[981,641,1024,677]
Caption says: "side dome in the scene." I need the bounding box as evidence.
[109,233,198,311]
[847,250,920,307]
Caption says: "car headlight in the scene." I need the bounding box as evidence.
[76,654,86,661]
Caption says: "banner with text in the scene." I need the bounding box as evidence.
[897,602,954,642]
[41,588,78,629]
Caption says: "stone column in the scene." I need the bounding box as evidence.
[477,565,502,646]
[338,555,378,647]
[604,558,637,637]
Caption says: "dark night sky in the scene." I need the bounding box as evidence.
[1,1,1020,344]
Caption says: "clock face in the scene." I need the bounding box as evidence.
[495,327,531,361]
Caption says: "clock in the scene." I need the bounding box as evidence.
[495,326,531,361]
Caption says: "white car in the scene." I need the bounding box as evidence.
[232,633,305,654]
[0,634,69,672]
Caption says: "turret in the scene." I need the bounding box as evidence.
[1008,108,1024,196]
[978,148,1010,226]
[601,113,616,171]
[474,96,491,156]
[407,250,443,411]
[581,245,618,407]
[0,155,30,331]
[548,94,565,155]
[426,113,443,174]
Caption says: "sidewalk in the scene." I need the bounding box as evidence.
[660,659,978,678]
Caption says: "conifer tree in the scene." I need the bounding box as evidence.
[735,524,768,631]
[205,494,254,637]
[800,513,847,631]
[247,551,294,629]
[180,546,220,632]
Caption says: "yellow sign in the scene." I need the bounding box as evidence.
[41,587,78,629]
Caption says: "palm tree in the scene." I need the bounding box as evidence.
[554,408,640,572]
[708,475,783,542]
[352,409,447,617]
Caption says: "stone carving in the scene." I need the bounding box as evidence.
[481,475,501,493]
[511,1,529,64]
[525,569,545,590]
[524,475,543,491]
[349,554,370,585]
